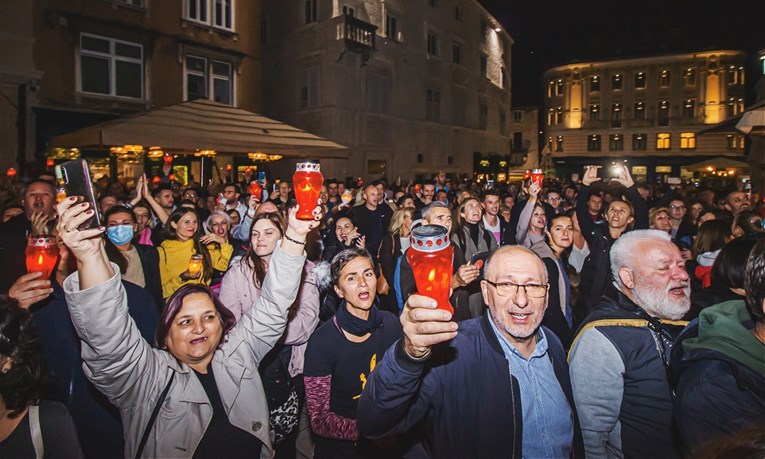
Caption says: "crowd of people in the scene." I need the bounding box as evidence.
[0,165,763,458]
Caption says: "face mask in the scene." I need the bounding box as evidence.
[107,225,134,245]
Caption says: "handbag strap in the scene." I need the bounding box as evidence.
[135,371,175,459]
[29,405,43,459]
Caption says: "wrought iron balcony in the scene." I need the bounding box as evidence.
[340,14,376,52]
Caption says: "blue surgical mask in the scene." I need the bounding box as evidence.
[107,225,134,246]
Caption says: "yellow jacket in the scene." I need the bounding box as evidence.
[158,238,233,298]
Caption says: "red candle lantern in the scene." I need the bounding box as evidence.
[151,176,161,185]
[293,160,323,220]
[26,236,60,280]
[6,168,17,177]
[163,154,173,164]
[46,159,55,168]
[531,168,544,187]
[249,181,262,200]
[523,170,531,181]
[406,225,454,315]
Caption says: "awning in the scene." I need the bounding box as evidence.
[684,156,750,172]
[736,99,765,136]
[49,99,348,159]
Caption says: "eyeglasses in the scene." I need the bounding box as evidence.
[547,197,561,202]
[484,280,548,298]
[669,204,686,210]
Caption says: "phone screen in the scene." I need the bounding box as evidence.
[58,160,101,229]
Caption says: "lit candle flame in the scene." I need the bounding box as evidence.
[37,254,44,266]
[428,269,436,282]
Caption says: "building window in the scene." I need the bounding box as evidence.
[611,103,622,128]
[657,133,670,149]
[513,110,522,122]
[547,108,555,126]
[609,134,624,151]
[684,68,696,86]
[429,0,437,6]
[342,5,355,16]
[659,69,670,87]
[304,0,317,24]
[427,32,439,56]
[454,4,462,20]
[587,135,601,151]
[547,81,555,97]
[479,101,488,130]
[118,0,143,5]
[658,100,670,126]
[451,42,462,64]
[366,72,390,113]
[612,74,622,91]
[632,133,647,150]
[589,104,600,121]
[555,79,564,96]
[480,54,488,77]
[499,110,507,136]
[590,75,600,92]
[425,88,441,121]
[555,135,564,152]
[555,106,564,125]
[185,56,233,105]
[447,155,453,164]
[299,66,320,108]
[385,14,398,39]
[728,65,738,85]
[727,134,736,149]
[79,34,143,99]
[680,132,696,149]
[186,0,233,30]
[727,97,745,117]
[683,99,695,119]
[634,101,645,120]
[417,154,424,163]
[452,94,467,126]
[635,71,646,89]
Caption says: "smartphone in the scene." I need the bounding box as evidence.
[487,180,495,190]
[58,159,101,229]
[470,251,491,282]
[258,171,266,185]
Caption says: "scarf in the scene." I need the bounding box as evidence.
[335,299,383,337]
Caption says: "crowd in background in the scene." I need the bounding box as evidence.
[0,166,763,459]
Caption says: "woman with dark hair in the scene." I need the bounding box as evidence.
[321,209,366,263]
[693,220,733,289]
[158,207,232,299]
[56,197,320,458]
[688,237,758,319]
[0,296,82,457]
[378,206,415,314]
[303,247,402,458]
[733,210,764,238]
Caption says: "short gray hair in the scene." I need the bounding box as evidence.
[422,201,449,221]
[610,229,671,289]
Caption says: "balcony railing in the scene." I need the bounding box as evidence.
[340,14,377,52]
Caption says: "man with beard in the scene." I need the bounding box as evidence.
[723,190,750,216]
[358,246,584,458]
[569,230,690,459]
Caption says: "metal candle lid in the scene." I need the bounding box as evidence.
[532,168,543,174]
[296,160,321,173]
[28,235,56,246]
[410,225,450,252]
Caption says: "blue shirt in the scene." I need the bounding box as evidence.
[489,317,574,459]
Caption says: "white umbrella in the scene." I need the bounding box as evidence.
[736,100,765,135]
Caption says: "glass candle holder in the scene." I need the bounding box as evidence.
[293,160,323,220]
[188,254,203,277]
[26,236,59,280]
[531,168,544,187]
[406,225,454,315]
[249,181,262,201]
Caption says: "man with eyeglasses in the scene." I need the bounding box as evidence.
[667,198,694,246]
[546,188,565,215]
[569,230,690,459]
[357,246,584,458]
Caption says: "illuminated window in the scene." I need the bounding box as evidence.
[590,75,600,92]
[727,97,745,117]
[634,101,645,120]
[634,71,646,89]
[683,99,695,119]
[589,104,600,121]
[547,108,555,126]
[548,80,555,97]
[587,134,602,151]
[684,68,696,86]
[612,74,622,91]
[727,134,736,149]
[555,106,564,124]
[609,134,623,151]
[659,70,670,87]
[658,100,670,126]
[556,136,564,152]
[657,133,670,150]
[680,132,696,149]
[727,65,739,85]
[632,134,647,150]
[611,103,622,128]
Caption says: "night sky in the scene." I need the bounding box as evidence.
[479,0,765,106]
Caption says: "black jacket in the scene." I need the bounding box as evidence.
[134,243,163,310]
[0,214,31,293]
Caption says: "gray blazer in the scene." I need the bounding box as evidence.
[64,245,306,458]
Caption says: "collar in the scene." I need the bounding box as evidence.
[487,312,548,361]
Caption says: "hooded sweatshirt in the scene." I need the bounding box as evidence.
[672,300,765,452]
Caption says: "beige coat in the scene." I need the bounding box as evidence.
[64,245,306,458]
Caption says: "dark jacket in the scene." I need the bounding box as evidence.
[357,314,585,459]
[0,213,32,292]
[134,243,163,310]
[378,232,403,314]
[574,184,648,325]
[687,283,744,321]
[351,204,392,259]
[32,279,158,459]
[541,256,574,350]
[571,291,686,459]
[672,300,765,454]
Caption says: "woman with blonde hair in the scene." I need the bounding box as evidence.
[378,206,415,313]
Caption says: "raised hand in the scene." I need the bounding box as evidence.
[582,166,601,186]
[451,263,480,288]
[56,196,106,262]
[613,164,635,188]
[528,181,542,201]
[30,212,51,236]
[200,233,227,245]
[8,272,53,309]
[400,294,458,359]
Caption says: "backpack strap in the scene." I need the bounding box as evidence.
[29,405,43,459]
[135,371,175,459]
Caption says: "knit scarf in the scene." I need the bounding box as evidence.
[335,299,383,337]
